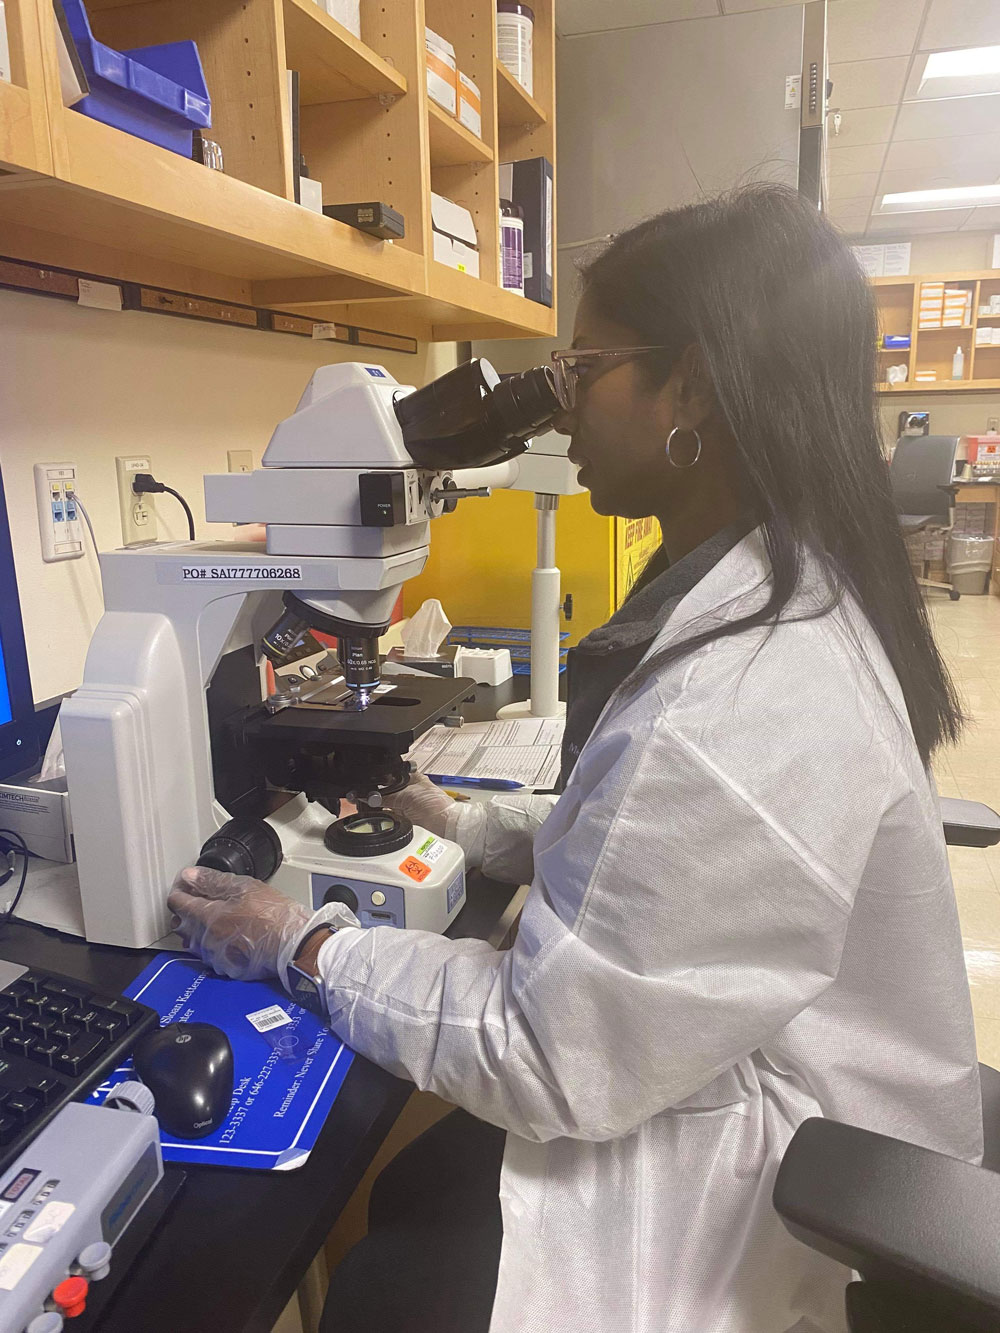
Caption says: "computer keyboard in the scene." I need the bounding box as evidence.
[0,959,158,1175]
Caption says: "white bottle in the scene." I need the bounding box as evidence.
[952,345,964,380]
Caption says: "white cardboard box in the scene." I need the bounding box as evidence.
[324,0,361,38]
[0,3,11,83]
[425,27,457,114]
[299,176,324,214]
[431,192,480,276]
[458,71,482,138]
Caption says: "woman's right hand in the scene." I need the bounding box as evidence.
[386,773,457,838]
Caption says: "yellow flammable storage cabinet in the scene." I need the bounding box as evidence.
[404,494,661,643]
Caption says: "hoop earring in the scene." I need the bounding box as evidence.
[665,426,702,469]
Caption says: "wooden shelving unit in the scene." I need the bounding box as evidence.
[282,0,408,104]
[428,101,493,168]
[0,0,556,342]
[0,0,52,177]
[874,271,1000,394]
[496,59,546,128]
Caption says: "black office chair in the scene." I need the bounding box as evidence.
[890,434,961,600]
[773,798,1000,1332]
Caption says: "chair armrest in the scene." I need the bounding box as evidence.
[773,1119,1000,1324]
[941,798,1000,848]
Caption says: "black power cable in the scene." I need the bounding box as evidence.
[0,829,31,926]
[132,472,196,540]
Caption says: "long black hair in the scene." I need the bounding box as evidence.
[582,183,962,763]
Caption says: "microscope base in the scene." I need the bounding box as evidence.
[269,804,466,933]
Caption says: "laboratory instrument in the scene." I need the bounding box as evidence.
[0,1098,162,1333]
[55,359,559,948]
[132,1023,234,1139]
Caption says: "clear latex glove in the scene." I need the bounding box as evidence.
[168,866,314,981]
[385,773,458,838]
[385,775,553,880]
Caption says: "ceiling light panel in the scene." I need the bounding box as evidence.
[880,184,1000,211]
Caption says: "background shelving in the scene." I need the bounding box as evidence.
[0,0,556,341]
[874,272,1000,394]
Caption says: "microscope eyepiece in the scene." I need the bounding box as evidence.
[487,366,561,442]
[394,358,560,470]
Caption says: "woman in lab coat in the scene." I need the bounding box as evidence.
[169,184,982,1333]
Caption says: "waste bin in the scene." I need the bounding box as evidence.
[948,534,994,595]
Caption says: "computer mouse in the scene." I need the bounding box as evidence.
[132,1022,234,1139]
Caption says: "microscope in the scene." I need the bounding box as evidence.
[59,359,559,949]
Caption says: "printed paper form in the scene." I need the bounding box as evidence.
[408,717,565,789]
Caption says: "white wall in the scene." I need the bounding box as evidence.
[0,289,455,702]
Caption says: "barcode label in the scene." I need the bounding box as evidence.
[246,1004,292,1034]
[416,836,447,865]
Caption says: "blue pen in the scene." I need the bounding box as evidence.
[427,775,524,791]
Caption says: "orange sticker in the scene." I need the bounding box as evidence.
[399,856,431,883]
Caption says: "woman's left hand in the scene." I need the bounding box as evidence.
[168,866,313,980]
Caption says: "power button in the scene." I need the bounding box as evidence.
[371,891,386,907]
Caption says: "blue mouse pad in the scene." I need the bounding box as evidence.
[87,954,354,1171]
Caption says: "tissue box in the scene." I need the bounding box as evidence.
[384,645,457,678]
[0,774,73,862]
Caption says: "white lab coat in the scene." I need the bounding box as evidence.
[314,530,982,1333]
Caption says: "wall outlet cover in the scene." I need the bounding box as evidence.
[227,450,254,473]
[34,462,83,562]
[115,455,158,547]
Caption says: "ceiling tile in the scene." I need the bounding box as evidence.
[920,0,1000,52]
[556,0,718,35]
[867,208,974,232]
[894,94,1000,141]
[828,0,925,63]
[828,105,898,147]
[960,206,1000,230]
[828,200,874,228]
[830,57,910,111]
[877,164,1000,195]
[721,0,803,11]
[828,170,881,202]
[825,142,888,173]
[884,132,1000,173]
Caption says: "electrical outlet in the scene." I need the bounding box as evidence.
[227,450,254,473]
[116,455,158,546]
[34,462,84,562]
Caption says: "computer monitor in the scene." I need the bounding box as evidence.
[0,465,39,780]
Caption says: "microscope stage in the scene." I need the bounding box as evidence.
[247,673,476,750]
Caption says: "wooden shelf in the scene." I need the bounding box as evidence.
[0,80,38,175]
[0,113,426,290]
[282,0,407,105]
[496,61,546,129]
[425,261,555,336]
[871,270,1000,395]
[873,270,1000,285]
[879,379,1000,393]
[427,101,493,168]
[3,0,556,342]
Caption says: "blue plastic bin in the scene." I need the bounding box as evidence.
[63,0,211,156]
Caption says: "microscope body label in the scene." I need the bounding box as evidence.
[167,565,304,583]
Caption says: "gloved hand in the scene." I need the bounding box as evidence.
[385,773,457,837]
[168,866,314,981]
[387,774,488,867]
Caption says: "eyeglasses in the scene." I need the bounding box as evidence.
[549,346,672,411]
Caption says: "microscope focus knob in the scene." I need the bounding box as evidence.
[322,884,359,913]
[197,819,283,881]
